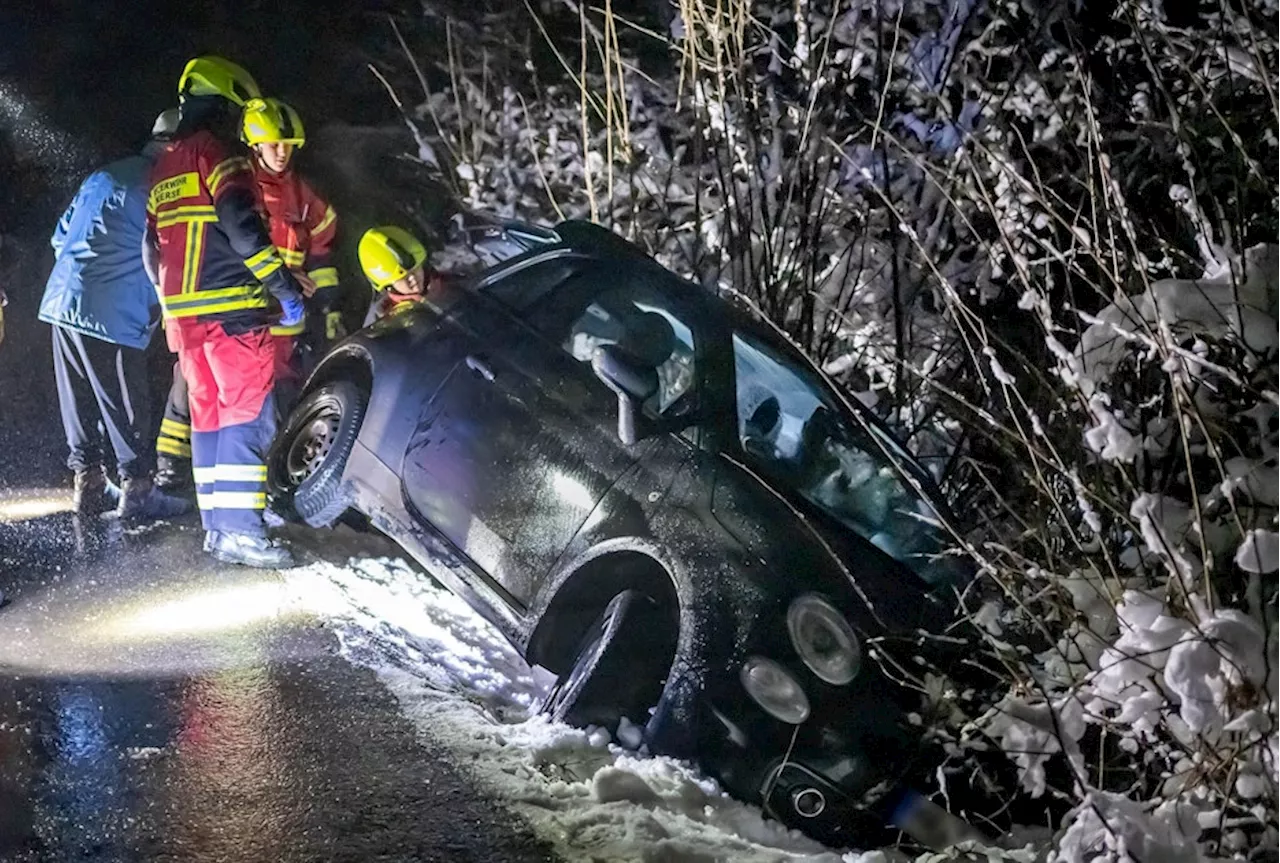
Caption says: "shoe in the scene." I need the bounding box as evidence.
[73,467,117,516]
[107,476,194,522]
[155,456,193,492]
[209,531,295,568]
[202,529,221,553]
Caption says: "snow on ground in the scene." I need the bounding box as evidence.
[286,556,888,863]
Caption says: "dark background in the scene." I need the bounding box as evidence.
[0,0,411,491]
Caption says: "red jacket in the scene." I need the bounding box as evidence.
[147,130,300,342]
[251,164,340,335]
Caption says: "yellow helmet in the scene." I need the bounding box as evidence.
[241,98,306,147]
[178,56,260,106]
[359,226,428,290]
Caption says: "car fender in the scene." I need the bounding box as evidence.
[523,443,781,756]
[307,312,464,484]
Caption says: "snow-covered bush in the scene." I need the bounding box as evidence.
[377,0,1278,856]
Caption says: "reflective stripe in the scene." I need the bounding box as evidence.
[196,492,214,511]
[271,322,305,337]
[161,285,267,319]
[210,491,267,510]
[192,466,217,484]
[157,437,192,458]
[179,221,209,295]
[161,418,191,440]
[155,205,217,229]
[206,157,250,197]
[325,311,343,341]
[308,266,339,288]
[313,205,337,235]
[214,464,267,483]
[279,248,306,267]
[244,246,284,280]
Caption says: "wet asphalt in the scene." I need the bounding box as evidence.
[0,503,556,863]
[0,4,562,858]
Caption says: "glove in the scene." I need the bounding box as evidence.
[279,293,305,328]
[325,311,346,341]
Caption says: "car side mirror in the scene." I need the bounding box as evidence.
[591,344,657,445]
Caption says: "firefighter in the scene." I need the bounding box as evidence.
[145,56,305,568]
[148,109,195,492]
[358,225,444,325]
[39,111,191,519]
[241,97,342,414]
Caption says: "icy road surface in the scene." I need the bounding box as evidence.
[287,556,889,863]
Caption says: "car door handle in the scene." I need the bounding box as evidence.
[465,354,496,382]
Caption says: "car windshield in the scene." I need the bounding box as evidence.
[732,330,965,586]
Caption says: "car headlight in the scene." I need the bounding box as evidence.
[787,594,861,685]
[740,656,810,724]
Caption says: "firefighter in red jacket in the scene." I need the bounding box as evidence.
[145,56,304,568]
[240,97,342,413]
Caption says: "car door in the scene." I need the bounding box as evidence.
[403,256,684,606]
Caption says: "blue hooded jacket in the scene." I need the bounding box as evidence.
[38,153,158,350]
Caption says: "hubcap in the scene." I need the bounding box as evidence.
[285,407,340,486]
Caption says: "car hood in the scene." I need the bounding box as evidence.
[708,455,956,635]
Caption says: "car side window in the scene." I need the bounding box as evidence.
[481,256,590,313]
[530,273,698,418]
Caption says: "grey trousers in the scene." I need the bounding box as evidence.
[51,325,152,479]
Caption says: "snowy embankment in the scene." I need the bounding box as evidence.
[287,556,895,863]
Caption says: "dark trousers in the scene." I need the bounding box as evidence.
[156,361,192,461]
[51,325,153,479]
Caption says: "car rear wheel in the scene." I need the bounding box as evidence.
[539,589,674,732]
[268,380,368,528]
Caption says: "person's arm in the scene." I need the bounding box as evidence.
[142,224,160,291]
[198,139,302,307]
[301,184,340,310]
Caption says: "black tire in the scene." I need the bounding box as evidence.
[268,380,368,528]
[539,589,674,731]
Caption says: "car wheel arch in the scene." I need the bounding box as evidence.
[304,345,374,399]
[526,546,683,678]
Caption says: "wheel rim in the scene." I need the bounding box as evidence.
[284,403,341,487]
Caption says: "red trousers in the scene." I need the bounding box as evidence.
[273,334,301,388]
[171,322,274,433]
[171,321,277,535]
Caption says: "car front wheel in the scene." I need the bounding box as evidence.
[268,380,368,528]
[540,589,674,732]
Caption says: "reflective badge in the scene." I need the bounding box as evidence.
[149,172,201,210]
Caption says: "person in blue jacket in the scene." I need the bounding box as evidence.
[39,111,192,520]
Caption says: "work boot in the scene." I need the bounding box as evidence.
[108,476,194,522]
[208,531,295,568]
[202,530,221,553]
[154,455,193,492]
[72,467,119,516]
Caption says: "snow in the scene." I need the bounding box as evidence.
[1077,243,1279,385]
[1049,791,1204,863]
[1234,529,1279,574]
[286,557,861,863]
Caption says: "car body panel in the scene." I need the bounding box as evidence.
[404,291,647,603]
